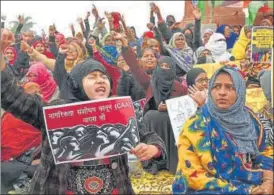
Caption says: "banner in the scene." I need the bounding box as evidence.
[251,26,273,63]
[43,96,139,164]
[166,96,198,145]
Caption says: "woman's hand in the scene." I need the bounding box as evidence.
[20,40,33,55]
[251,183,273,194]
[85,11,91,20]
[59,44,69,54]
[188,85,207,107]
[92,4,99,18]
[130,143,159,161]
[192,6,202,20]
[158,102,167,112]
[104,11,113,22]
[1,53,6,71]
[111,31,128,46]
[77,17,83,24]
[150,2,160,15]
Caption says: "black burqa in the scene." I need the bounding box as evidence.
[144,56,178,174]
[151,56,176,107]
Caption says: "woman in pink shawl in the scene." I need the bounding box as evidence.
[25,62,59,102]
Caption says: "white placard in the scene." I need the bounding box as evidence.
[166,95,198,145]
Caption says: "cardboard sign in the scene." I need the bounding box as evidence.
[251,26,273,63]
[43,96,139,164]
[246,88,268,113]
[166,96,198,145]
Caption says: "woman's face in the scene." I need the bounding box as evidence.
[211,72,237,110]
[4,48,15,62]
[130,28,136,38]
[203,33,212,45]
[26,72,37,82]
[200,50,211,57]
[104,35,116,46]
[82,71,111,100]
[35,43,45,54]
[174,35,185,49]
[246,30,252,39]
[160,62,171,70]
[117,55,130,72]
[66,44,78,61]
[224,26,231,38]
[140,49,157,71]
[147,39,160,53]
[245,45,251,59]
[233,27,240,35]
[194,72,208,91]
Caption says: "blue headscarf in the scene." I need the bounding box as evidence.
[216,25,238,50]
[207,66,259,155]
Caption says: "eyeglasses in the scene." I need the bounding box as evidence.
[196,78,209,83]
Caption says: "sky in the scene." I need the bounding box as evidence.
[1,1,185,37]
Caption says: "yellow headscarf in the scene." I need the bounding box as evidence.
[65,41,87,72]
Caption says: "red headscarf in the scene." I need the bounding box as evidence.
[32,40,55,59]
[4,46,17,65]
[1,82,42,162]
[111,12,121,32]
[26,62,57,102]
[143,31,154,39]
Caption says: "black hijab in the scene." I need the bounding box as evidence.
[151,56,176,106]
[186,68,206,87]
[68,58,111,101]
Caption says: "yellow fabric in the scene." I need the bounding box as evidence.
[194,62,241,79]
[231,27,251,60]
[246,88,268,112]
[130,161,173,194]
[176,115,232,191]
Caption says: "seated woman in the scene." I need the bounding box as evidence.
[205,33,234,63]
[193,46,214,65]
[173,66,273,194]
[113,31,188,174]
[186,68,208,107]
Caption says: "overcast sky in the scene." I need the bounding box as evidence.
[1,1,185,36]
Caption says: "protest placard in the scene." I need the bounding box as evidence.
[43,96,139,164]
[246,88,268,113]
[251,26,273,64]
[166,96,198,145]
[133,98,146,123]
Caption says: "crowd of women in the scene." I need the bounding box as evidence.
[1,2,273,195]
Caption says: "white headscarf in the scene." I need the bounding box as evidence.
[205,33,232,62]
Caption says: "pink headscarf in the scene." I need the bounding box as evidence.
[26,62,57,102]
[4,46,17,65]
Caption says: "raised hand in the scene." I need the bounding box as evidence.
[18,15,25,24]
[192,6,202,20]
[77,17,83,24]
[188,85,207,107]
[85,11,91,20]
[150,2,160,15]
[92,4,99,18]
[59,44,69,54]
[111,31,124,40]
[104,11,113,22]
[49,25,56,36]
[20,40,33,54]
